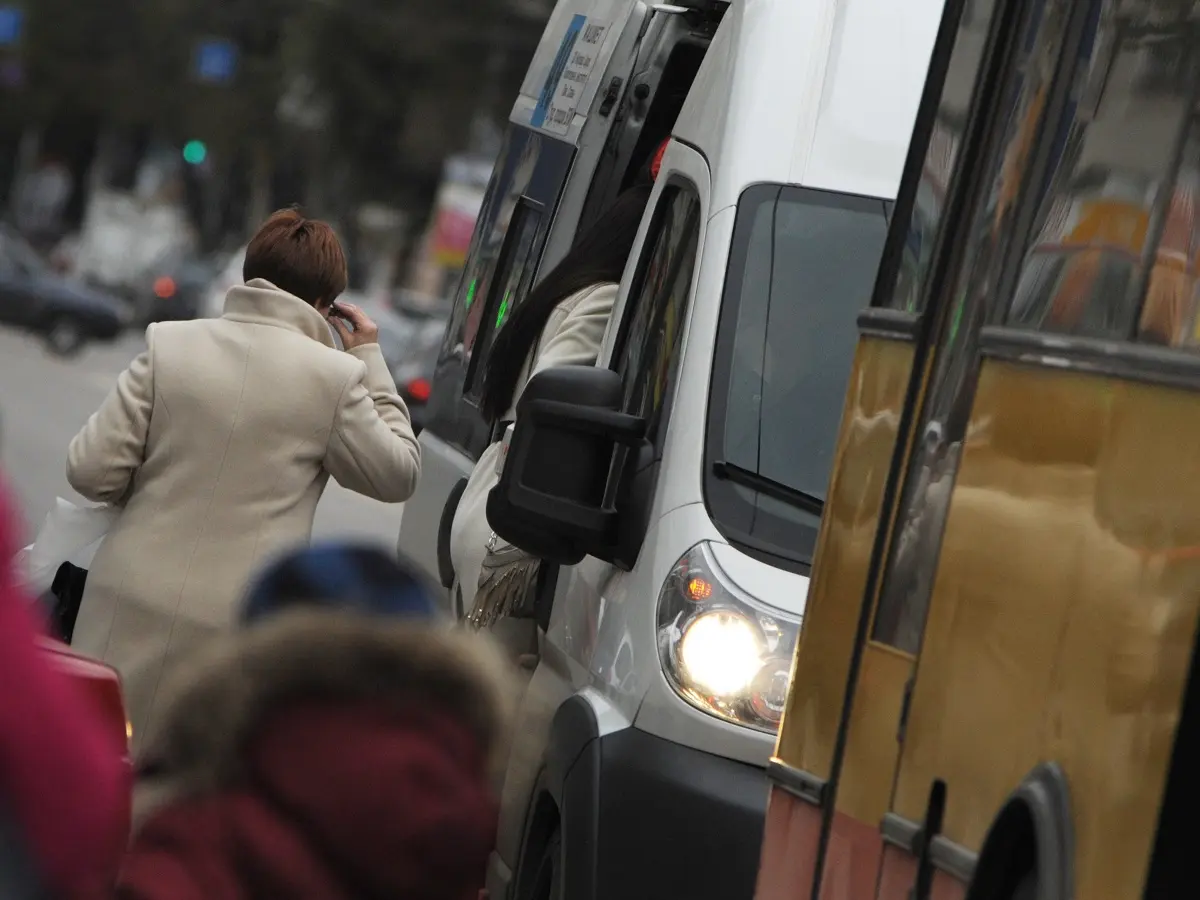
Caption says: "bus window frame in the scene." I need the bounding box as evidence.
[866,0,1100,655]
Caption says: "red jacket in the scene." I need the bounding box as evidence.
[117,611,513,900]
[0,481,131,898]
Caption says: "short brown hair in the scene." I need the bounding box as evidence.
[243,208,348,307]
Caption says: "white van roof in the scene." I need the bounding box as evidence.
[673,0,945,205]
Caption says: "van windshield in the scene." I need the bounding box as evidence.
[705,184,892,568]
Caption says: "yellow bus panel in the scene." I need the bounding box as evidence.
[890,359,1200,900]
[835,641,911,825]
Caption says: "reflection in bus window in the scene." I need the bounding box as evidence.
[1006,11,1200,348]
[884,0,997,313]
[871,0,1069,654]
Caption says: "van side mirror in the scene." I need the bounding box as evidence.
[486,365,645,565]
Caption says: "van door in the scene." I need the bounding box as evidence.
[547,142,709,721]
[490,141,710,895]
[400,1,720,591]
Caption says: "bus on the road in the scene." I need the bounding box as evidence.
[755,0,1197,897]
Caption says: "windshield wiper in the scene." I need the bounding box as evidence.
[712,460,824,517]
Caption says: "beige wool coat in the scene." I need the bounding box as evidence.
[448,282,618,618]
[66,279,421,754]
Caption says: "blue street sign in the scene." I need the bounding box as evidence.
[0,7,23,46]
[194,39,237,84]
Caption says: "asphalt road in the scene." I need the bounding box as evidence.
[0,324,405,549]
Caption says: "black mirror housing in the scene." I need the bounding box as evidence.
[486,365,644,565]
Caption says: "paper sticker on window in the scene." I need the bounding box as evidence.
[532,14,608,135]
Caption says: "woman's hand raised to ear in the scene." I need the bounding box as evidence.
[330,301,380,350]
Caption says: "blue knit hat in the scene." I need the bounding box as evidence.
[240,542,438,625]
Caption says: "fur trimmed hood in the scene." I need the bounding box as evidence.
[132,610,515,830]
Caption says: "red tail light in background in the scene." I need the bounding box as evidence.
[153,276,176,299]
[406,378,432,402]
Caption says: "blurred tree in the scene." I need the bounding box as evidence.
[289,0,543,222]
[8,0,550,255]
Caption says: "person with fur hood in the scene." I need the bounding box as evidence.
[116,543,514,900]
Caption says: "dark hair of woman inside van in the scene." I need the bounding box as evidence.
[479,180,654,422]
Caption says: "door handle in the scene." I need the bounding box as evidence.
[910,779,948,900]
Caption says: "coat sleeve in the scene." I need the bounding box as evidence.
[324,344,421,503]
[66,328,156,505]
[530,283,620,378]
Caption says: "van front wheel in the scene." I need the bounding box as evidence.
[525,830,562,900]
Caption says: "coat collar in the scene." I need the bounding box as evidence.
[222,279,336,348]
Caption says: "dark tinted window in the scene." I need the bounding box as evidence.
[423,126,573,459]
[613,183,701,446]
[706,184,891,565]
[464,196,545,403]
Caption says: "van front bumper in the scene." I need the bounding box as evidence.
[558,721,768,900]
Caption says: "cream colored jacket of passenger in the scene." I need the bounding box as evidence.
[449,282,618,613]
[66,279,421,753]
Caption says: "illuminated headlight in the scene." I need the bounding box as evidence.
[656,542,800,733]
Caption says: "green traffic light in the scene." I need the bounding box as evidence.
[182,140,207,165]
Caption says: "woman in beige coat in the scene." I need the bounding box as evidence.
[66,209,421,753]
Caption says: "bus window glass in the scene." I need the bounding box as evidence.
[883,0,999,312]
[871,0,1075,653]
[1006,8,1200,348]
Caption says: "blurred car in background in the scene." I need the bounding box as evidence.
[0,225,127,356]
[200,244,247,318]
[135,248,218,324]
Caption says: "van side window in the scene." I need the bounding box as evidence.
[1004,13,1200,349]
[870,0,1084,654]
[464,196,546,404]
[612,183,701,445]
[424,127,574,460]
